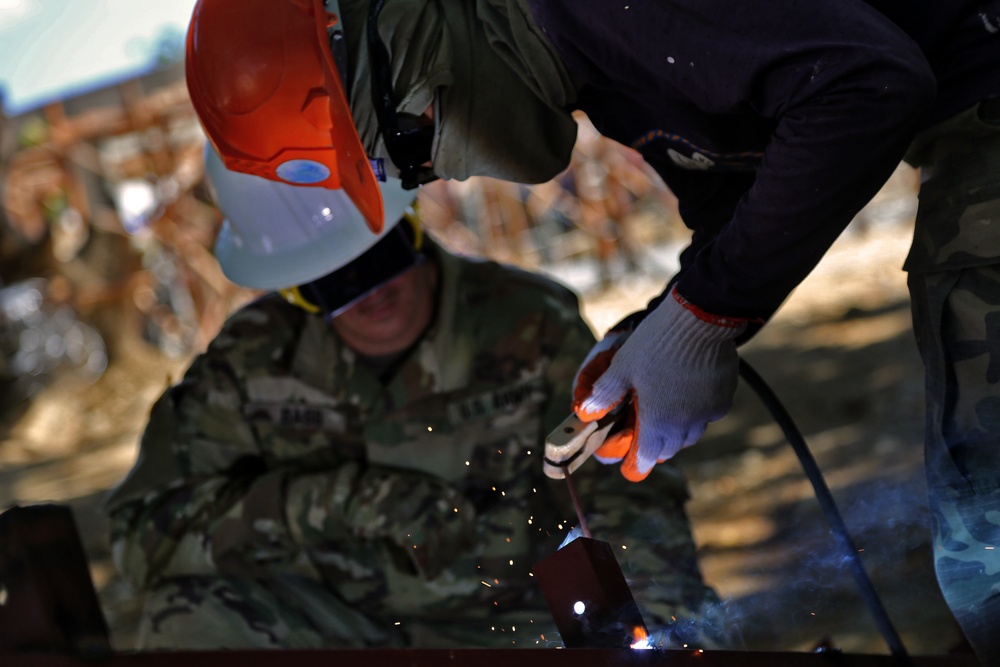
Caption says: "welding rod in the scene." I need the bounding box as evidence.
[561,464,591,538]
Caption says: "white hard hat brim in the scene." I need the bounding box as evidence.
[205,145,415,290]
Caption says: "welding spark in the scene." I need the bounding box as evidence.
[630,625,653,650]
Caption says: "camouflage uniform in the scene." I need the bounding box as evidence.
[106,240,722,650]
[905,98,1000,663]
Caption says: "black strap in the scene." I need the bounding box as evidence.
[325,0,350,93]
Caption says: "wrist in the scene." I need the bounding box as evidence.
[637,288,748,364]
[671,288,757,329]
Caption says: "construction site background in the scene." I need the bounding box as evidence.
[0,62,967,656]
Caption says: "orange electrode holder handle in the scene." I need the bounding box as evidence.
[185,0,384,233]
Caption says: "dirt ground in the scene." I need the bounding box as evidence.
[0,185,971,657]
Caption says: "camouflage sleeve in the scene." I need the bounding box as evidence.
[285,464,479,579]
[108,299,483,587]
[111,437,483,588]
[107,302,314,590]
[106,350,310,589]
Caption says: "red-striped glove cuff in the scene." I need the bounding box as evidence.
[671,287,765,329]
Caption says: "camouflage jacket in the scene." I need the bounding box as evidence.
[107,241,706,633]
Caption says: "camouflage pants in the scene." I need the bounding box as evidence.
[906,98,1000,665]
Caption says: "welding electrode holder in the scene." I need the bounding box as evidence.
[542,401,631,479]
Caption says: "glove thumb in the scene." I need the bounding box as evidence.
[575,362,631,421]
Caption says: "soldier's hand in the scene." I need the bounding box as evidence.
[573,288,748,481]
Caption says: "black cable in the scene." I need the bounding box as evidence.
[738,358,911,663]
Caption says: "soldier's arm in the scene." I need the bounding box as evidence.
[110,404,480,588]
[107,302,318,589]
[109,327,480,587]
[106,348,310,589]
[284,463,479,580]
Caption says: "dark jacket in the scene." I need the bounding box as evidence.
[529,0,1000,324]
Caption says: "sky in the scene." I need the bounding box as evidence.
[0,0,199,115]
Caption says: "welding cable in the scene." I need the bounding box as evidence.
[737,358,911,664]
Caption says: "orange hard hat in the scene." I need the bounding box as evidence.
[185,0,384,233]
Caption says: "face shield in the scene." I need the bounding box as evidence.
[280,211,426,319]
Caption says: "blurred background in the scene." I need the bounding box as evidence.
[0,0,966,659]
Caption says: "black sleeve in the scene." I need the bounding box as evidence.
[536,0,937,321]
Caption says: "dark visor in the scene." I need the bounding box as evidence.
[288,221,424,319]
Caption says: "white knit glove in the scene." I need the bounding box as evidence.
[573,288,748,481]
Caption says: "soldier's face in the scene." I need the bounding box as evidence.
[330,261,438,357]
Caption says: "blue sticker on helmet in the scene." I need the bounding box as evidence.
[276,160,331,184]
